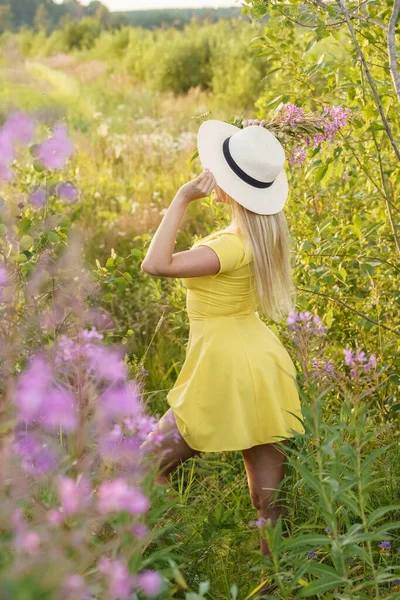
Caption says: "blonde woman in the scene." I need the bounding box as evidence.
[140,118,304,557]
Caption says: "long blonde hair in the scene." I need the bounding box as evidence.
[220,189,296,322]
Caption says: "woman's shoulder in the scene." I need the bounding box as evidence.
[192,226,253,267]
[193,226,243,247]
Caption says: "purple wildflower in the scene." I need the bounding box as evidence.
[16,530,41,556]
[364,354,376,372]
[86,344,128,383]
[0,162,14,182]
[287,311,298,328]
[289,143,306,166]
[100,381,141,420]
[282,103,304,126]
[36,123,74,171]
[97,478,150,515]
[131,523,150,538]
[379,541,391,550]
[13,432,58,475]
[0,127,15,164]
[3,112,35,145]
[308,551,317,559]
[57,182,79,203]
[58,475,91,516]
[29,185,47,208]
[313,133,326,148]
[47,509,63,527]
[134,570,163,597]
[343,349,355,367]
[40,385,78,433]
[15,355,53,424]
[249,516,267,529]
[98,557,132,600]
[0,266,7,287]
[62,575,91,599]
[323,106,351,140]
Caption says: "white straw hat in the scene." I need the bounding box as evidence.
[197,119,289,215]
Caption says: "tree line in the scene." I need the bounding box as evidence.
[0,0,242,34]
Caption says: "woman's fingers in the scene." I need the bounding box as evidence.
[260,119,267,127]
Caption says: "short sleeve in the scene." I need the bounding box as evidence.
[195,232,246,277]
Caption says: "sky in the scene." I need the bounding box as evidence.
[82,0,239,11]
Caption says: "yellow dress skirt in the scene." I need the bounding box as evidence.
[166,227,304,452]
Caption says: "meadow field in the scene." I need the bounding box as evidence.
[0,3,399,599]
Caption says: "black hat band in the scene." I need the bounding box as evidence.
[222,136,275,189]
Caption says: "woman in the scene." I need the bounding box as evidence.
[140,118,304,557]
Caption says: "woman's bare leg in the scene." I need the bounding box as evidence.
[242,441,287,557]
[140,408,201,486]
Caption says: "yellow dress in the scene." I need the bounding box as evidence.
[166,226,304,452]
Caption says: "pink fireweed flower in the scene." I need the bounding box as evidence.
[3,112,35,145]
[100,381,141,420]
[15,355,53,424]
[87,344,128,383]
[134,570,163,598]
[29,185,47,208]
[40,385,78,433]
[0,127,15,164]
[312,359,335,377]
[131,523,150,538]
[57,181,79,203]
[62,574,91,599]
[287,311,325,335]
[0,266,7,287]
[323,106,352,140]
[313,133,326,148]
[343,349,355,367]
[12,509,24,531]
[364,354,376,372]
[47,509,63,527]
[98,557,132,600]
[36,123,74,171]
[287,312,298,327]
[282,103,304,126]
[249,516,267,529]
[16,530,41,556]
[97,478,150,515]
[355,350,367,363]
[13,432,58,475]
[0,162,14,182]
[343,349,377,372]
[288,143,306,165]
[58,475,91,516]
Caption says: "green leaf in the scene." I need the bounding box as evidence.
[115,277,128,291]
[367,505,400,527]
[19,235,34,250]
[47,231,59,243]
[123,272,133,283]
[281,534,333,551]
[102,293,114,303]
[298,574,349,597]
[20,218,32,233]
[315,164,328,183]
[106,257,115,268]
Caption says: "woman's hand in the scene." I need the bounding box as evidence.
[242,118,268,128]
[178,169,217,203]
